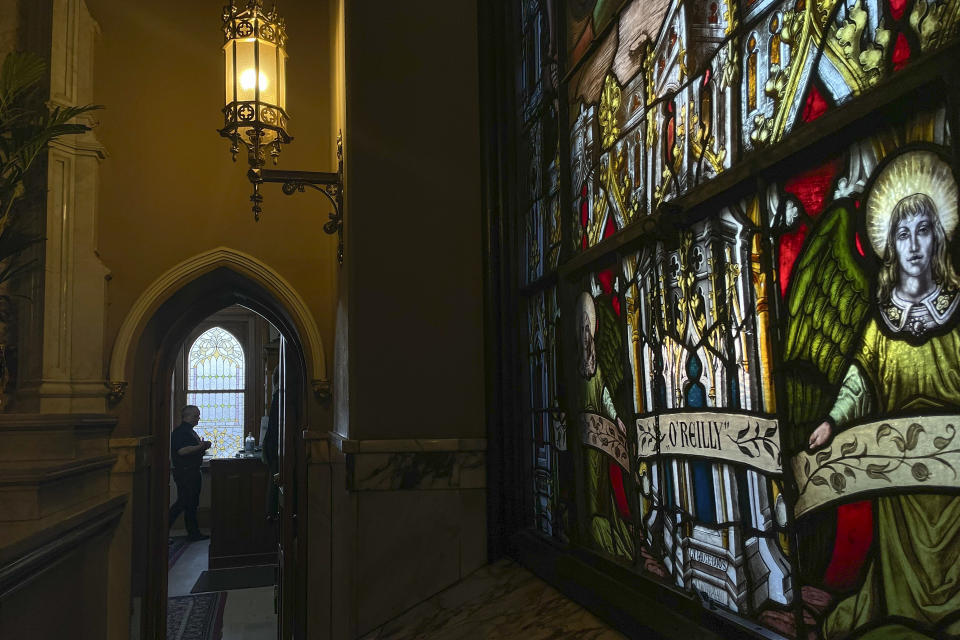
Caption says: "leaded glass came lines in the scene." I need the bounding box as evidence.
[509,1,960,638]
[187,326,245,458]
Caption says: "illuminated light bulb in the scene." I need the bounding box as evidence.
[240,68,269,92]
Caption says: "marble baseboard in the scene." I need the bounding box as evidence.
[349,450,485,491]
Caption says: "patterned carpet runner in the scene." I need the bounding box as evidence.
[167,592,227,640]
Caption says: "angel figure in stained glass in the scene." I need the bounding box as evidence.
[795,150,960,639]
[576,291,634,561]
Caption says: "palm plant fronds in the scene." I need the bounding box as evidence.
[0,51,102,274]
[0,52,46,114]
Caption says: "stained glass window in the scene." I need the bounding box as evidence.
[517,0,571,542]
[509,0,960,638]
[186,326,246,458]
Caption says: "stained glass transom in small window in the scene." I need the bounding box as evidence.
[186,326,245,458]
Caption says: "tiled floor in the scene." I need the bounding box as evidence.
[360,558,626,640]
[167,530,277,639]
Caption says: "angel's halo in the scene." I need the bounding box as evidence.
[865,150,958,257]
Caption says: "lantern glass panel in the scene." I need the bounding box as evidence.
[254,40,279,105]
[223,40,236,108]
[231,38,261,104]
[276,44,287,112]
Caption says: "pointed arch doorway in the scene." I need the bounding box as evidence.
[111,252,325,640]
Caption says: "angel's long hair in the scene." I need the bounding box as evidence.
[877,193,960,303]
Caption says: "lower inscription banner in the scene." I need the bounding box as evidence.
[791,415,960,517]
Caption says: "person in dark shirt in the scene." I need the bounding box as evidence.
[169,405,211,541]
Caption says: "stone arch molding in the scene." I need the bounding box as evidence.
[107,246,329,402]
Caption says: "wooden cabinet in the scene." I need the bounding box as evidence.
[209,456,277,569]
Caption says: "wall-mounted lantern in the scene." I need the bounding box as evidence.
[219,0,344,264]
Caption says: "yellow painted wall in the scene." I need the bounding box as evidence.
[86,0,340,435]
[86,0,483,441]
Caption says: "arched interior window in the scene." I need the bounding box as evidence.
[186,326,246,458]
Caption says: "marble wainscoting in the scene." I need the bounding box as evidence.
[302,432,488,638]
[359,558,626,640]
[334,435,486,491]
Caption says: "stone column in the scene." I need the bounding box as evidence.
[17,0,111,412]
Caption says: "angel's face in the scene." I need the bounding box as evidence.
[895,210,934,280]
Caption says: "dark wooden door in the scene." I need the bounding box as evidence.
[277,337,287,639]
[277,335,300,639]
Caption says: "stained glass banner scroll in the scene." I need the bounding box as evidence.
[637,412,782,473]
[581,412,629,469]
[793,415,960,516]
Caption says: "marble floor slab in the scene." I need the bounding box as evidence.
[220,586,277,640]
[360,558,626,640]
[168,537,211,597]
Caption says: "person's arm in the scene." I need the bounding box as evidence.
[601,385,618,421]
[178,441,210,456]
[600,384,629,435]
[809,363,874,449]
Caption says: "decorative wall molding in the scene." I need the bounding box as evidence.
[107,247,328,402]
[312,378,332,402]
[322,432,487,491]
[0,493,125,598]
[348,450,486,491]
[328,432,487,454]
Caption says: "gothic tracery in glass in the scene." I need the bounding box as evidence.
[186,326,246,458]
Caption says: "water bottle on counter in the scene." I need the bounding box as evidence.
[244,432,255,454]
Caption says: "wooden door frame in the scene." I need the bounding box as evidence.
[135,270,311,640]
[277,336,307,639]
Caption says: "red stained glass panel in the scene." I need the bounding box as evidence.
[892,32,910,71]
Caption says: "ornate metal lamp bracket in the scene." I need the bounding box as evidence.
[247,131,345,264]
